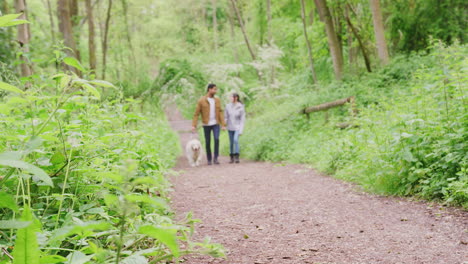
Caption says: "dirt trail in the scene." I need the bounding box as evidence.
[166,105,467,264]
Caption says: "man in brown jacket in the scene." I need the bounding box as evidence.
[192,84,226,165]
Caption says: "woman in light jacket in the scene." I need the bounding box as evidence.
[224,93,245,163]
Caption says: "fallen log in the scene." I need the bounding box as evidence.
[301,96,356,114]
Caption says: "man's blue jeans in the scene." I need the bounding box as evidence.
[228,130,240,154]
[203,124,220,162]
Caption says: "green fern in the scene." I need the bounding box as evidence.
[12,206,41,264]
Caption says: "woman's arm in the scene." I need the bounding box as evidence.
[239,105,246,134]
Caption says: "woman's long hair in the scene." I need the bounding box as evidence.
[232,93,242,104]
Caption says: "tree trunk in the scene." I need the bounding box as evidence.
[45,0,56,44]
[101,0,112,79]
[85,0,96,70]
[345,5,356,65]
[313,0,343,80]
[15,0,32,77]
[2,0,10,14]
[332,4,343,62]
[70,0,81,61]
[300,0,318,84]
[266,0,272,44]
[369,0,389,65]
[212,0,217,52]
[120,0,136,68]
[229,0,256,61]
[227,7,239,65]
[301,96,356,114]
[57,0,78,73]
[344,9,372,72]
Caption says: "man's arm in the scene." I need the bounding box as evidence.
[219,102,226,128]
[192,100,201,131]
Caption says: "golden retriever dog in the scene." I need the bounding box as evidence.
[185,139,203,167]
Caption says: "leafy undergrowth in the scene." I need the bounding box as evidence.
[239,43,467,208]
[0,68,224,263]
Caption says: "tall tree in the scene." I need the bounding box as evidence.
[57,0,78,73]
[313,0,343,80]
[227,7,239,65]
[70,0,81,61]
[345,5,356,65]
[101,0,112,79]
[300,0,318,84]
[15,0,32,77]
[344,6,372,72]
[212,0,218,52]
[120,0,136,67]
[45,0,56,44]
[85,0,96,71]
[3,0,10,14]
[229,0,256,61]
[266,0,272,44]
[369,0,389,65]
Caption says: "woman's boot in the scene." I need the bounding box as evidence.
[229,154,235,164]
[235,154,240,163]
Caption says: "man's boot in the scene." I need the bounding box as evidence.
[214,157,220,165]
[235,154,240,163]
[229,154,234,164]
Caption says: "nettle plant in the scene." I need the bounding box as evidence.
[0,15,224,264]
[0,69,224,263]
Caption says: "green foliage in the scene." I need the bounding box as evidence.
[387,0,467,52]
[238,43,468,208]
[11,206,40,264]
[0,68,223,262]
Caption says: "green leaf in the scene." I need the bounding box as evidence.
[121,255,148,264]
[89,80,115,88]
[0,81,24,94]
[12,206,41,264]
[50,152,66,165]
[125,194,168,209]
[0,220,32,229]
[0,152,53,186]
[63,57,85,72]
[0,191,18,211]
[81,82,101,100]
[39,255,68,264]
[2,19,30,27]
[0,14,29,28]
[0,14,21,26]
[65,251,93,264]
[139,225,180,257]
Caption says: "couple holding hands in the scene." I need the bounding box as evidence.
[191,83,245,165]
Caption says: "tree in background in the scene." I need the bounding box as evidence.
[85,0,96,71]
[300,0,317,83]
[345,3,372,72]
[230,0,256,61]
[387,0,467,52]
[15,0,32,77]
[369,0,389,65]
[212,0,218,52]
[313,0,343,80]
[57,0,78,74]
[102,0,112,79]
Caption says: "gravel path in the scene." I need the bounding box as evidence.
[167,106,467,264]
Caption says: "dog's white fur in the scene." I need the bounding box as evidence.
[185,139,203,167]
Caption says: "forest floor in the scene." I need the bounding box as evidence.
[166,105,468,264]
